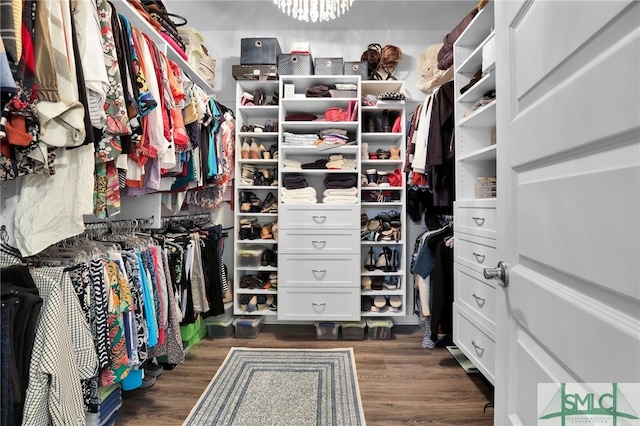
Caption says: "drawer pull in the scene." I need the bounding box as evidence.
[312,303,326,307]
[312,269,327,278]
[472,216,485,226]
[471,339,485,354]
[472,293,486,304]
[311,240,327,249]
[473,252,486,263]
[312,215,327,223]
[311,302,327,311]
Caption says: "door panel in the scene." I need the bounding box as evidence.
[495,1,640,424]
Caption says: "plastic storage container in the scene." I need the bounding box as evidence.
[341,320,366,340]
[366,319,393,340]
[234,316,264,339]
[205,309,235,339]
[315,322,339,340]
[238,246,265,267]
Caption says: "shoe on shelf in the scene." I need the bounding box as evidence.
[249,139,261,159]
[241,138,251,159]
[241,91,254,106]
[365,247,376,271]
[389,146,401,160]
[139,374,156,389]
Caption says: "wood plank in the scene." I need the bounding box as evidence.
[117,325,494,425]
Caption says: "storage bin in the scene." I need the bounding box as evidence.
[314,57,344,75]
[341,320,366,340]
[241,38,281,65]
[366,319,393,340]
[205,308,235,339]
[278,53,314,75]
[232,64,278,81]
[238,246,265,267]
[315,322,339,340]
[234,316,264,339]
[344,61,367,79]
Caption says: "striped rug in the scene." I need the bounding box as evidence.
[183,347,366,426]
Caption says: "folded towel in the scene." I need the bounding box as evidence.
[284,159,301,168]
[342,159,357,169]
[281,187,317,196]
[325,160,344,169]
[327,154,343,162]
[324,174,357,189]
[301,159,328,169]
[323,195,359,204]
[323,187,358,197]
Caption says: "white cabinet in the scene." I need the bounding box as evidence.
[359,81,407,318]
[233,80,280,316]
[276,75,361,321]
[452,1,497,384]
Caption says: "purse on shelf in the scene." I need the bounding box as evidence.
[324,107,347,122]
[141,0,188,52]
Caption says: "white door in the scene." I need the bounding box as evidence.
[494,1,640,425]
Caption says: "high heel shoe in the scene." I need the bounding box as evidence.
[382,109,391,132]
[365,247,376,271]
[260,144,270,159]
[249,139,260,159]
[390,248,398,272]
[389,146,401,160]
[376,248,389,270]
[241,138,251,159]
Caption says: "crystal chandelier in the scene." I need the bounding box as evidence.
[273,0,355,23]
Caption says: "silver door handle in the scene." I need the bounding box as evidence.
[312,215,327,223]
[312,269,326,278]
[483,261,509,287]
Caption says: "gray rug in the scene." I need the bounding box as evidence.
[183,347,366,426]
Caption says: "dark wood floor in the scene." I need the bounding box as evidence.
[118,324,494,425]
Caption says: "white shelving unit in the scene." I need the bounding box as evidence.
[452,0,498,385]
[359,81,407,318]
[276,75,362,322]
[233,80,280,316]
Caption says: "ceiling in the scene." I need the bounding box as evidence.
[168,0,478,32]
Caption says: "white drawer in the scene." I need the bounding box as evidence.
[279,230,360,254]
[278,255,359,287]
[277,287,360,321]
[279,204,359,230]
[454,304,495,384]
[454,233,497,275]
[455,202,497,240]
[455,263,496,330]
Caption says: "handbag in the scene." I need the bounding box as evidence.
[141,0,187,52]
[324,107,347,122]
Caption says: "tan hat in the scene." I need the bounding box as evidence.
[417,44,453,93]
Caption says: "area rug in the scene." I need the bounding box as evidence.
[183,347,366,426]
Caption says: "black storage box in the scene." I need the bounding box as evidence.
[314,57,344,75]
[232,65,278,80]
[241,38,281,65]
[344,61,368,79]
[278,53,314,75]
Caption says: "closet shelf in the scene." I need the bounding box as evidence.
[237,239,277,244]
[237,159,278,165]
[237,132,279,138]
[361,101,406,110]
[362,310,405,318]
[238,106,279,118]
[282,121,359,132]
[235,266,278,273]
[113,0,214,94]
[237,185,279,190]
[456,72,495,104]
[279,145,359,155]
[360,269,405,276]
[235,289,278,295]
[281,169,359,175]
[457,30,495,75]
[361,241,404,246]
[361,289,405,296]
[361,187,403,191]
[458,144,497,162]
[361,133,404,141]
[361,160,404,166]
[455,2,495,49]
[237,213,278,218]
[457,100,496,128]
[361,202,403,207]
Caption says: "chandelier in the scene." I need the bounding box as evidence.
[273,0,355,23]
